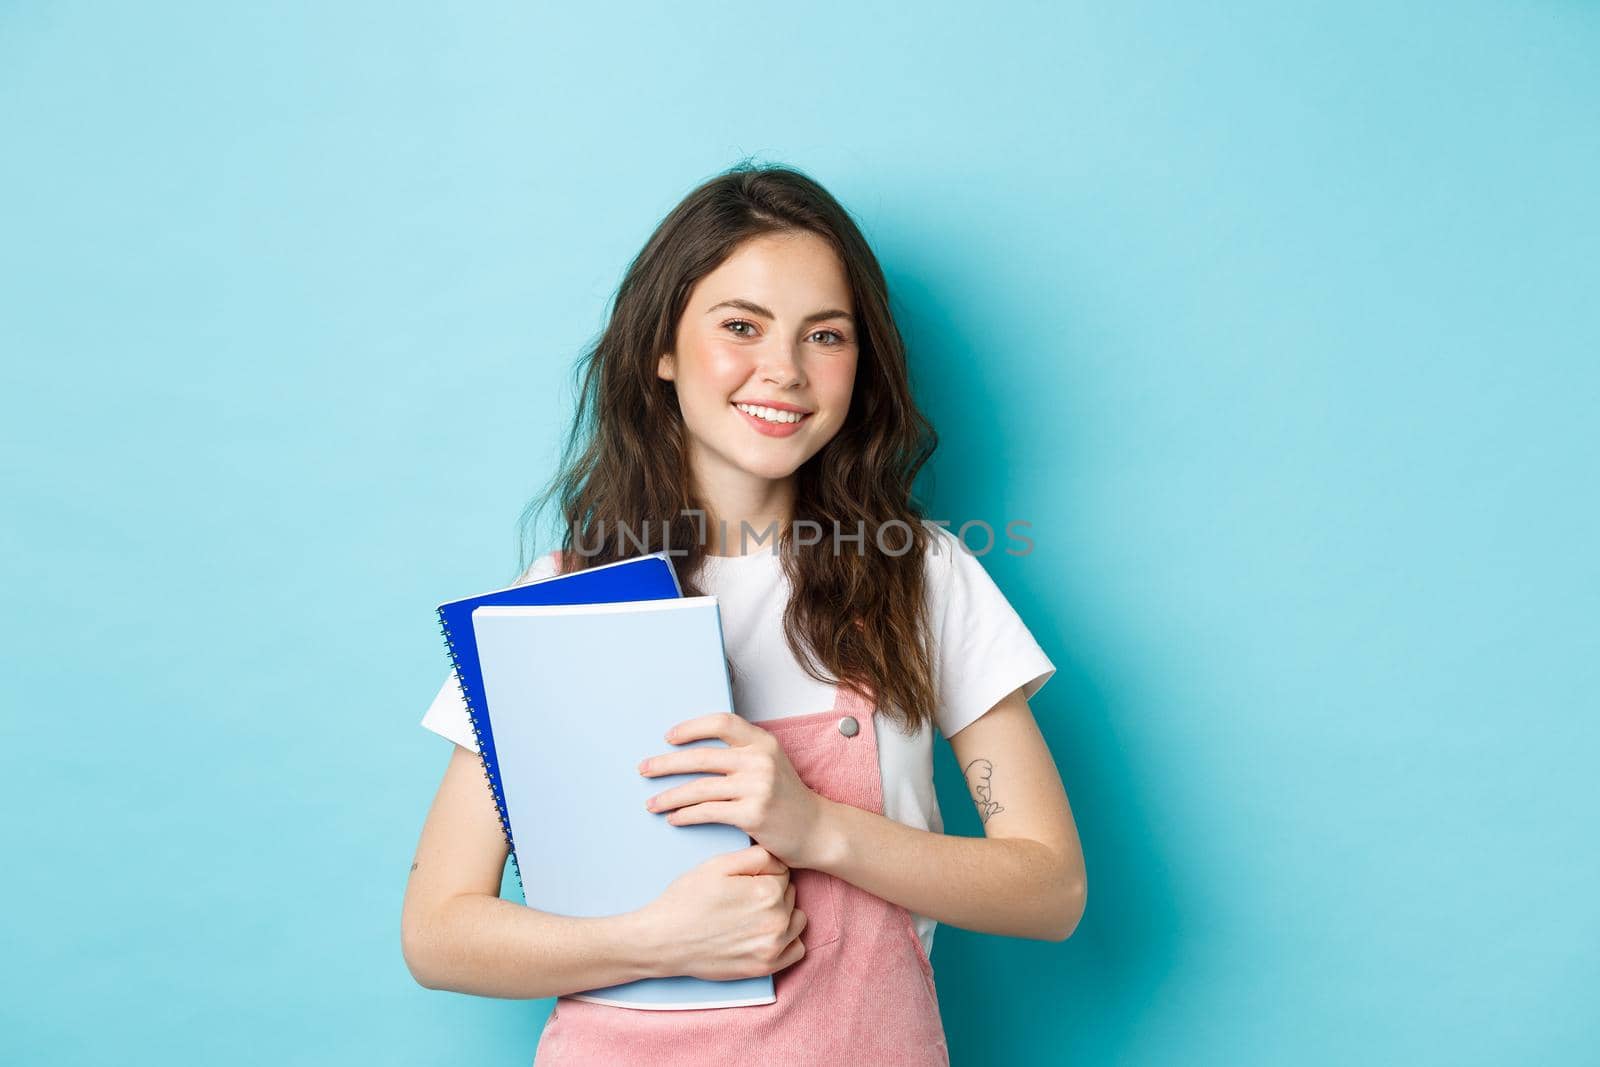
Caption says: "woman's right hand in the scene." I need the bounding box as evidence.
[636,843,808,981]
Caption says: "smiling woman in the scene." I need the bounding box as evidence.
[657,231,859,476]
[403,161,1083,1066]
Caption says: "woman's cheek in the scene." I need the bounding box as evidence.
[710,358,756,390]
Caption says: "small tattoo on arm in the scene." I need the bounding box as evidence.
[963,758,1004,824]
[410,861,419,874]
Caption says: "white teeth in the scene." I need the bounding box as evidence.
[734,402,806,424]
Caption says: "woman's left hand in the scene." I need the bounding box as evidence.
[639,712,830,869]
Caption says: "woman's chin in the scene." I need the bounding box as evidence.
[736,459,804,482]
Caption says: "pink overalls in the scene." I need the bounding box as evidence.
[533,683,950,1065]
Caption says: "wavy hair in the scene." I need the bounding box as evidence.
[517,161,940,735]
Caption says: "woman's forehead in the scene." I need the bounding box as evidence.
[692,233,854,316]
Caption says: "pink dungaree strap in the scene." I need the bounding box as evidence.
[532,683,949,1065]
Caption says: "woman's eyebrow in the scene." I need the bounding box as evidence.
[705,298,854,327]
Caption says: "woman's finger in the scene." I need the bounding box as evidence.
[665,799,745,829]
[647,774,741,813]
[776,927,807,971]
[663,711,763,746]
[638,746,741,778]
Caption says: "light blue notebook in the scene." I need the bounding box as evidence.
[472,597,777,1011]
[436,551,682,896]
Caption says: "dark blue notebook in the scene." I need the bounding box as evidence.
[435,551,683,889]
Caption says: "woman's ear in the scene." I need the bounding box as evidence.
[656,352,675,381]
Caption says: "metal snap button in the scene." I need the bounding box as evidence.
[837,715,859,737]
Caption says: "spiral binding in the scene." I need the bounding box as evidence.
[437,606,526,895]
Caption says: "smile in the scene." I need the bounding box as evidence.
[732,401,812,438]
[733,402,808,424]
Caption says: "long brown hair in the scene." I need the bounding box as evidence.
[517,161,941,735]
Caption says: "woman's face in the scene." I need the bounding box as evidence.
[658,230,859,489]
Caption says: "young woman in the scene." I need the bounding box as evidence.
[402,163,1086,1065]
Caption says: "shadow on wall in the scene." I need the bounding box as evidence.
[899,234,1185,1063]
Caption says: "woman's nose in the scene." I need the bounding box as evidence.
[758,344,804,388]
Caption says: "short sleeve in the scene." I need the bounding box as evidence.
[419,550,563,749]
[923,523,1056,739]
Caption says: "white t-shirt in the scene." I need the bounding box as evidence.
[420,521,1056,960]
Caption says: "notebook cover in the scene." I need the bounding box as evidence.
[472,598,775,1010]
[436,552,683,890]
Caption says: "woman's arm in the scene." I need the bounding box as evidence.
[812,685,1087,941]
[401,743,666,998]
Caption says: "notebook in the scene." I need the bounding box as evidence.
[436,551,683,891]
[472,597,776,1010]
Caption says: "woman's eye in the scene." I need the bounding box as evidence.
[722,320,845,344]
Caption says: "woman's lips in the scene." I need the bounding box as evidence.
[732,402,811,438]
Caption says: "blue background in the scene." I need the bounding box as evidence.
[3,3,1596,1064]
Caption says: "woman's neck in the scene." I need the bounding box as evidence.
[692,469,797,557]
